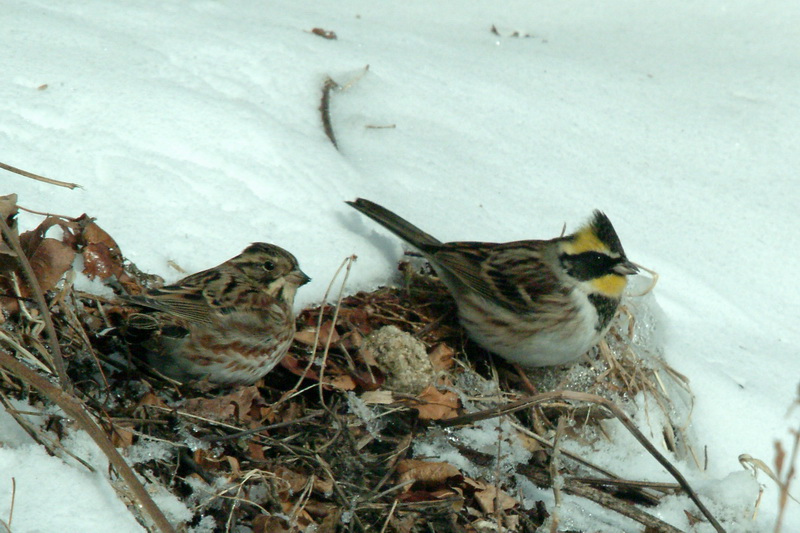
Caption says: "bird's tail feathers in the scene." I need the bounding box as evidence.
[346,198,441,251]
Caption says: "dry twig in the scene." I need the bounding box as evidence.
[0,161,81,189]
[0,350,175,533]
[0,214,71,391]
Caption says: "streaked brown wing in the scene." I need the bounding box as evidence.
[430,243,495,297]
[431,241,558,313]
[123,268,227,327]
[124,290,217,327]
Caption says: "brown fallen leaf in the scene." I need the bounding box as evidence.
[18,215,77,256]
[280,501,316,530]
[82,242,121,280]
[428,343,455,371]
[137,391,169,409]
[294,320,340,347]
[182,385,266,423]
[26,237,75,293]
[248,441,266,461]
[360,390,395,405]
[193,449,241,477]
[465,478,518,514]
[253,515,291,533]
[336,306,372,335]
[311,27,337,40]
[326,373,358,391]
[397,459,462,489]
[293,329,319,345]
[111,423,135,448]
[413,384,460,420]
[274,464,311,494]
[280,353,362,391]
[274,465,334,496]
[0,194,18,260]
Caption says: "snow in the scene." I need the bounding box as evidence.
[0,401,145,532]
[2,0,799,530]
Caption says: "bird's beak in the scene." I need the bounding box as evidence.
[291,270,312,286]
[613,260,639,276]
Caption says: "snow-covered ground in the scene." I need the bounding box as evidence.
[2,0,798,531]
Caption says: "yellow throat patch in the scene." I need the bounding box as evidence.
[590,274,628,297]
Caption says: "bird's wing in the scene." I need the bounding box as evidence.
[122,269,230,327]
[432,241,560,313]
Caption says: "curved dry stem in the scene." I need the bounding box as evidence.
[0,161,81,189]
[0,214,71,392]
[0,349,175,533]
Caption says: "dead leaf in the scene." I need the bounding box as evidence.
[253,516,291,533]
[428,343,455,371]
[274,465,310,494]
[386,513,418,533]
[302,500,338,519]
[0,194,18,259]
[274,466,334,496]
[18,216,76,255]
[182,385,266,423]
[280,353,320,379]
[77,218,126,281]
[294,321,340,347]
[82,242,122,280]
[0,194,18,222]
[26,237,75,293]
[340,329,363,350]
[337,307,371,335]
[515,430,544,453]
[413,385,460,420]
[317,321,340,345]
[111,423,134,448]
[280,354,361,391]
[326,373,357,391]
[137,391,169,409]
[397,459,462,489]
[193,450,241,477]
[465,478,518,514]
[361,390,395,405]
[311,28,337,40]
[294,329,319,345]
[248,441,266,461]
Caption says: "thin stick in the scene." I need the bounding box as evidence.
[317,255,356,408]
[202,411,326,442]
[0,161,81,189]
[318,66,369,150]
[0,214,71,392]
[566,481,683,533]
[568,476,679,494]
[439,391,726,533]
[0,349,175,533]
[320,77,340,149]
[0,392,95,471]
[379,499,399,533]
[549,417,566,533]
[7,477,14,530]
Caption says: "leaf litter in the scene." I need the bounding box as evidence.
[0,193,748,533]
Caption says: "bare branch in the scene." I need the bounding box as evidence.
[0,162,81,190]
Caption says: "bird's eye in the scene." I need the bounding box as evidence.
[585,251,605,264]
[262,260,276,271]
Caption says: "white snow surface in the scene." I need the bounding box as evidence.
[2,0,799,530]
